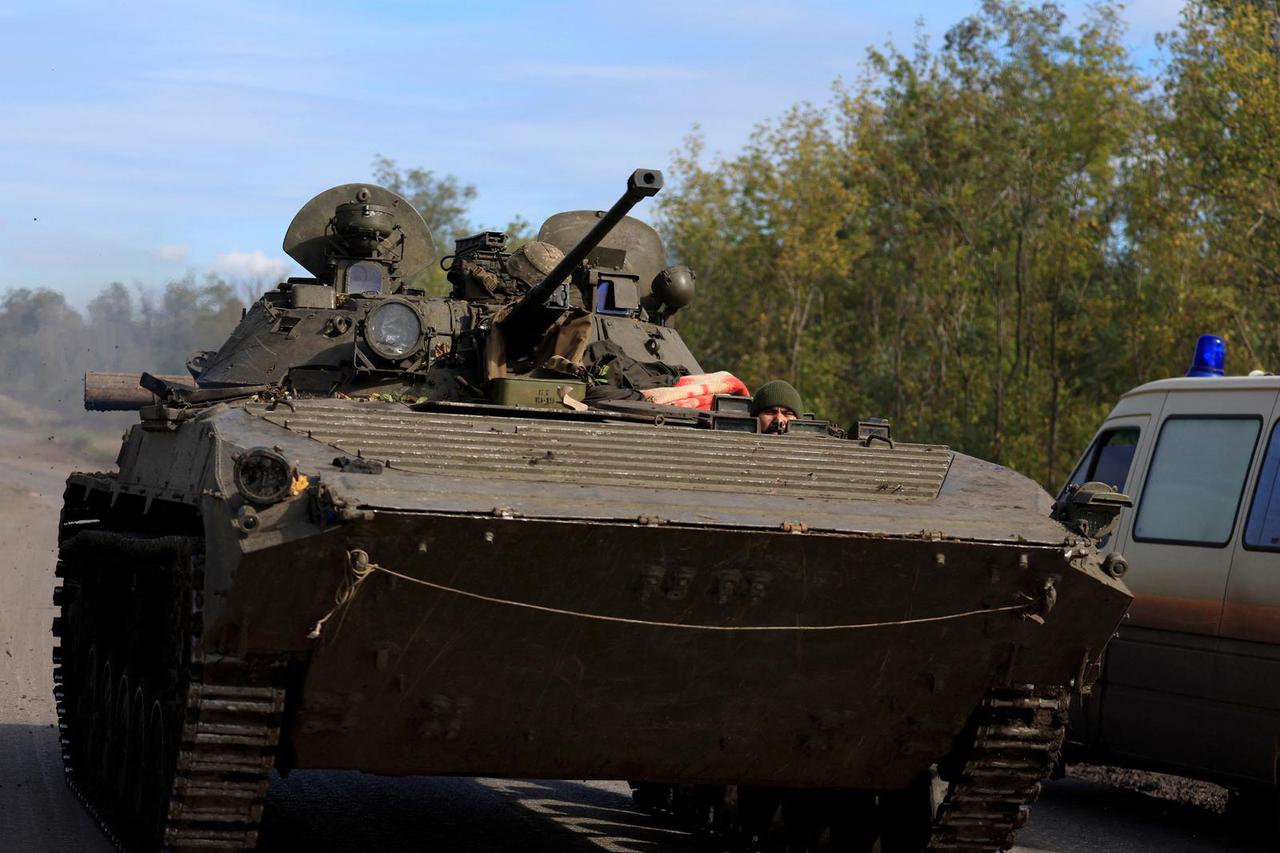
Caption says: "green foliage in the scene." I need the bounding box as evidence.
[659,110,862,417]
[372,155,534,294]
[372,154,477,294]
[1141,0,1280,365]
[660,0,1279,489]
[372,154,478,252]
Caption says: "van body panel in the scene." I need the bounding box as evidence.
[1222,396,1280,644]
[1220,600,1280,644]
[1069,376,1280,788]
[1116,387,1270,633]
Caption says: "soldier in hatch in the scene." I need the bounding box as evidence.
[751,380,802,434]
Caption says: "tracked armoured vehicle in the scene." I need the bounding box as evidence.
[54,169,1132,852]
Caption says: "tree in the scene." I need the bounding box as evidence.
[372,154,478,252]
[660,1,1151,486]
[659,113,863,417]
[0,276,247,427]
[371,155,533,294]
[850,1,1148,482]
[1142,0,1280,365]
[0,288,87,415]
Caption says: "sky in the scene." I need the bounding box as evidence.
[0,0,1184,306]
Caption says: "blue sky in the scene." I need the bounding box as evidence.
[0,0,1183,305]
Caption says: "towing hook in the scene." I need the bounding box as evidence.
[1024,577,1058,626]
[1101,553,1128,579]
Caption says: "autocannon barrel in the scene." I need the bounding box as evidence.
[84,372,194,411]
[500,168,663,330]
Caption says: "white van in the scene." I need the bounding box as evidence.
[1062,338,1280,826]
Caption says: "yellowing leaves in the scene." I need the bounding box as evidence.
[658,0,1280,488]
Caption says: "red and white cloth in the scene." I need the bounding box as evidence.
[640,371,749,410]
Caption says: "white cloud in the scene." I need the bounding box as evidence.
[212,249,291,281]
[154,243,188,262]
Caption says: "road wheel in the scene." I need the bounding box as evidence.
[135,682,177,849]
[93,656,117,793]
[74,643,101,778]
[110,669,136,805]
[116,671,141,802]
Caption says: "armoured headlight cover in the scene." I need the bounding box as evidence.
[364,299,423,360]
[234,447,295,505]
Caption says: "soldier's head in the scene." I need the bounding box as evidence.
[504,241,565,290]
[750,380,803,435]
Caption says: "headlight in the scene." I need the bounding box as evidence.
[234,447,294,504]
[365,300,423,360]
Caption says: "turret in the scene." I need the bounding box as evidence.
[81,168,705,412]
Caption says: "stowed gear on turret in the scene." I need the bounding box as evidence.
[505,241,565,291]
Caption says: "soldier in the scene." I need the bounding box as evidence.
[751,380,803,434]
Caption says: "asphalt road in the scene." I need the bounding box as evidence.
[0,426,1269,852]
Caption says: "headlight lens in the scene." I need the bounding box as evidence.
[366,300,422,360]
[234,447,294,504]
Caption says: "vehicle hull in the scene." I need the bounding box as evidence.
[210,512,1132,787]
[55,399,1131,851]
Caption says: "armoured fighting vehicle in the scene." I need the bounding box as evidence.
[54,169,1132,852]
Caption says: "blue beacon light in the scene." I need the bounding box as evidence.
[1187,334,1226,377]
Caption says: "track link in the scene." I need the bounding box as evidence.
[164,661,285,850]
[926,686,1067,852]
[54,521,285,852]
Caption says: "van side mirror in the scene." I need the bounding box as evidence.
[1052,481,1133,541]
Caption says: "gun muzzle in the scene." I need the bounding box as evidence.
[501,168,663,331]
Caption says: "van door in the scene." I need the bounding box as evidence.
[1214,400,1280,784]
[1100,394,1266,777]
[1060,416,1149,747]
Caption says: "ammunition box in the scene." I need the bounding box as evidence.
[492,376,586,410]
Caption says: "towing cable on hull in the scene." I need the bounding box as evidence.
[307,549,1053,641]
[304,549,1072,853]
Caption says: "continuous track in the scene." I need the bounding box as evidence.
[52,523,284,852]
[925,686,1067,852]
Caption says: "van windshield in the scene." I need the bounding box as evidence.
[1066,427,1140,493]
